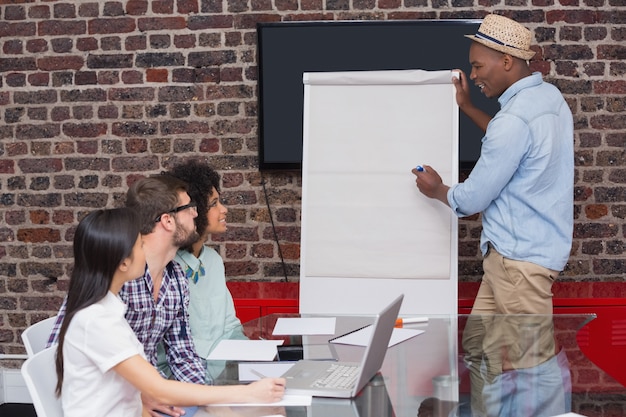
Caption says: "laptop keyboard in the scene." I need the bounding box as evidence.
[311,364,359,389]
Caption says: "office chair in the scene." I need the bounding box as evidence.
[21,346,63,417]
[21,316,57,357]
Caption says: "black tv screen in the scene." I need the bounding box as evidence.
[257,20,498,171]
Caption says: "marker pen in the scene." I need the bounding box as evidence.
[395,317,428,327]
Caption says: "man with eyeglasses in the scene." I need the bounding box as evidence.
[47,174,205,417]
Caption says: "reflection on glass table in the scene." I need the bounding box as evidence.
[195,313,625,417]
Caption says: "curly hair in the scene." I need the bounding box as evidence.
[167,160,220,247]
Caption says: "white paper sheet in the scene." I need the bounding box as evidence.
[550,414,587,417]
[207,340,284,361]
[302,70,457,280]
[330,325,423,347]
[203,395,312,407]
[197,409,287,417]
[196,408,287,417]
[299,69,459,316]
[272,317,336,335]
[239,362,295,381]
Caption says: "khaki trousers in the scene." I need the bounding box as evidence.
[462,246,561,417]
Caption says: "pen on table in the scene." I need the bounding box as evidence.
[415,165,425,172]
[395,317,428,327]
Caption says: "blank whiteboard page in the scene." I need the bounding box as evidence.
[300,69,458,315]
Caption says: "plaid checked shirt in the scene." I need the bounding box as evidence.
[47,261,206,384]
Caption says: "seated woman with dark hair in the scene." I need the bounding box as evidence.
[55,208,284,417]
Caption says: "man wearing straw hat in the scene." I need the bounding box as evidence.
[412,14,574,416]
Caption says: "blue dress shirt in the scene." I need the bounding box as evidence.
[448,72,574,271]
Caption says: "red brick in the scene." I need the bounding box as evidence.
[146,68,169,82]
[199,138,220,153]
[17,228,61,243]
[279,243,300,260]
[88,18,136,34]
[126,0,149,15]
[53,141,75,155]
[0,160,15,174]
[153,0,175,13]
[585,204,609,219]
[594,80,626,94]
[38,20,85,36]
[177,0,198,13]
[173,34,196,48]
[224,261,259,276]
[251,243,274,258]
[62,123,107,138]
[225,243,247,259]
[126,138,148,153]
[28,5,50,19]
[29,210,50,225]
[138,17,187,31]
[37,56,83,71]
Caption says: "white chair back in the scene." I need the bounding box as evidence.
[21,346,63,417]
[22,316,57,357]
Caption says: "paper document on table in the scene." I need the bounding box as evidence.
[203,394,312,407]
[330,326,423,347]
[239,362,295,381]
[207,340,284,361]
[200,412,285,417]
[550,414,587,417]
[197,408,288,417]
[272,317,336,335]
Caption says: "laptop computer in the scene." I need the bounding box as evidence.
[280,294,404,398]
[308,373,396,417]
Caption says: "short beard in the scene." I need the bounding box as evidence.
[173,221,200,249]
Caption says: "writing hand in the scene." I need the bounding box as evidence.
[411,165,450,207]
[247,377,286,403]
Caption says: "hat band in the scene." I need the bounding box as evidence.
[475,31,525,52]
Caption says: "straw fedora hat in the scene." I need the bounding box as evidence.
[465,14,536,60]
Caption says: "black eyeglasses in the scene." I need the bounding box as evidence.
[154,202,197,222]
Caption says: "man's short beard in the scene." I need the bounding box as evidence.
[173,223,200,249]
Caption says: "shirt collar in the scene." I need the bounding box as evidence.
[176,248,203,270]
[498,72,542,108]
[103,290,127,315]
[175,247,205,284]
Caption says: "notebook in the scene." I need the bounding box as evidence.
[280,294,404,398]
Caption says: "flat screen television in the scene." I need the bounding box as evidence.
[257,20,499,171]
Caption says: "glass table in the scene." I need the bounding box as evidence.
[195,313,625,417]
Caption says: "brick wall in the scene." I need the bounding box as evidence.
[0,1,624,353]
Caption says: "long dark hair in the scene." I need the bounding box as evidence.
[55,208,141,395]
